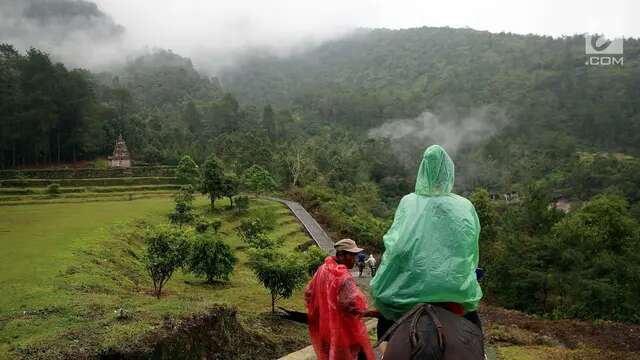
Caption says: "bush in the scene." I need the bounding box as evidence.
[304,246,327,276]
[94,158,108,170]
[187,235,237,283]
[143,225,192,298]
[195,220,222,234]
[248,249,308,313]
[46,183,61,196]
[235,195,250,214]
[169,185,196,226]
[236,217,276,249]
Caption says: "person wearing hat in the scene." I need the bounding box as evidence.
[304,239,375,360]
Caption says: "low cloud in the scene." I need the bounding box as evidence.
[0,0,126,68]
[368,106,509,167]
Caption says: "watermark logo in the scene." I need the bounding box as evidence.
[585,34,623,66]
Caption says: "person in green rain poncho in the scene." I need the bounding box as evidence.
[370,144,483,337]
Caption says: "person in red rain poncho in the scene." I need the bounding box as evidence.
[305,239,375,360]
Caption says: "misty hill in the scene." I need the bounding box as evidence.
[95,49,223,109]
[220,27,640,154]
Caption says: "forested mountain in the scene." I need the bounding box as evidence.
[221,27,640,153]
[220,27,640,196]
[95,49,223,109]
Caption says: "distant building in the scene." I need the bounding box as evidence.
[108,135,131,168]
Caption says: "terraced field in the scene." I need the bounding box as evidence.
[0,167,180,206]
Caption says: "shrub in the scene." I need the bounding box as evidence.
[46,183,61,196]
[304,246,327,276]
[237,217,275,249]
[187,235,237,283]
[210,220,222,233]
[248,249,308,313]
[235,195,249,214]
[195,220,209,233]
[94,158,108,170]
[195,219,222,234]
[169,185,196,226]
[143,225,192,298]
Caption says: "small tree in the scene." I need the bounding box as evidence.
[201,155,224,210]
[243,165,276,194]
[176,155,200,187]
[221,173,240,208]
[169,185,195,226]
[237,217,275,249]
[249,250,308,313]
[188,235,237,283]
[143,225,192,298]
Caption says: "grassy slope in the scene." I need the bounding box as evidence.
[0,196,310,358]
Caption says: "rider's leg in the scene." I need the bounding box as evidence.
[464,311,483,332]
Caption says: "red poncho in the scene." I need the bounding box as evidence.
[305,256,375,360]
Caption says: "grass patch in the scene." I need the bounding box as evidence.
[0,196,311,359]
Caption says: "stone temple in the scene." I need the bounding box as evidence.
[108,135,131,168]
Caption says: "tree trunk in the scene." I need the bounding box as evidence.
[210,193,215,210]
[229,196,234,208]
[57,131,61,164]
[271,292,276,314]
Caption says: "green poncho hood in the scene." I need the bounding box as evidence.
[415,145,455,196]
[370,145,482,320]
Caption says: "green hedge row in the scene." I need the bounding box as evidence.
[0,184,182,195]
[1,177,179,188]
[0,190,176,202]
[0,193,175,206]
[0,166,176,180]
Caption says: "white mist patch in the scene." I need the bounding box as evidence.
[368,107,508,156]
[368,106,509,174]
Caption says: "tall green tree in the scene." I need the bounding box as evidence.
[201,155,224,210]
[176,155,200,186]
[262,104,276,139]
[243,165,276,194]
[220,173,240,208]
[182,101,202,133]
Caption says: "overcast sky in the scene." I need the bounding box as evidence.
[2,0,637,70]
[96,0,638,46]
